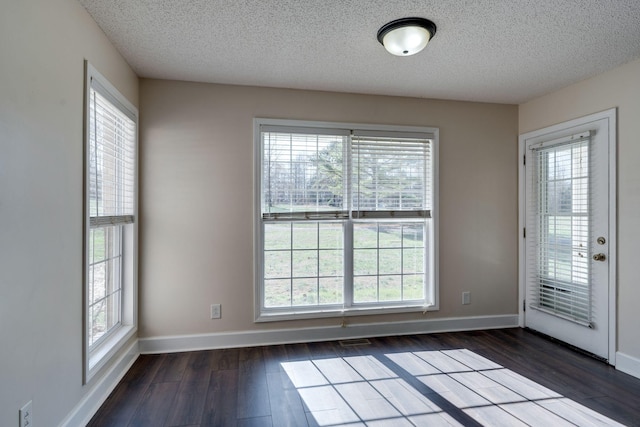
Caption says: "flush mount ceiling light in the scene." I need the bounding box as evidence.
[377,17,437,56]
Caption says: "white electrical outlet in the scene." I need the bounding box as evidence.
[210,304,221,319]
[462,291,471,305]
[19,400,32,427]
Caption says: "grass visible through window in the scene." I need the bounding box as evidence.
[264,222,426,307]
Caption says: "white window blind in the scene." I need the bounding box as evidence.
[352,132,432,218]
[262,129,349,220]
[527,133,591,325]
[88,82,136,227]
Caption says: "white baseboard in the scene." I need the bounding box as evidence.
[139,314,519,354]
[60,340,139,427]
[616,351,640,380]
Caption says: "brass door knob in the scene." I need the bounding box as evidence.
[593,253,606,261]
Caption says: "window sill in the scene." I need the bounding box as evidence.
[86,324,136,383]
[255,303,437,323]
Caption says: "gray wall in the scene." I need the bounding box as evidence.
[0,0,138,425]
[138,79,519,337]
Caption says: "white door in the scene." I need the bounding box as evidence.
[520,109,615,361]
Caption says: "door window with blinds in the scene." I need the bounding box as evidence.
[526,132,591,324]
[255,119,438,320]
[84,63,138,380]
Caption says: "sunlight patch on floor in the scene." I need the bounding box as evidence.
[280,348,625,426]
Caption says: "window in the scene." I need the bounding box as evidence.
[84,62,137,381]
[255,119,438,320]
[528,134,591,322]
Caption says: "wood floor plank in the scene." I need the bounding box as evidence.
[280,359,329,388]
[201,369,238,426]
[237,357,271,419]
[480,329,636,401]
[88,354,167,426]
[284,342,312,361]
[87,381,148,427]
[574,395,640,426]
[237,415,273,427]
[262,344,288,374]
[163,380,209,427]
[305,340,339,359]
[121,354,166,385]
[239,346,263,361]
[211,347,239,371]
[128,382,179,426]
[374,334,421,353]
[152,351,190,383]
[266,371,309,427]
[313,357,366,383]
[182,349,215,382]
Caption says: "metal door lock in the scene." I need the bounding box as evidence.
[593,253,606,261]
[597,237,606,245]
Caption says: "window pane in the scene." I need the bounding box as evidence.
[88,265,95,305]
[319,250,343,277]
[91,227,106,263]
[89,301,106,346]
[292,279,318,305]
[354,276,378,303]
[91,261,106,305]
[293,223,318,249]
[106,255,122,295]
[354,223,378,248]
[379,275,402,301]
[532,140,590,321]
[265,279,291,307]
[403,248,424,273]
[352,136,430,211]
[89,89,135,218]
[402,224,423,248]
[89,290,121,347]
[319,278,343,304]
[262,132,346,214]
[292,250,318,277]
[263,220,345,308]
[354,249,377,275]
[379,249,401,274]
[105,290,121,334]
[379,224,402,247]
[264,251,290,279]
[88,225,122,347]
[318,223,343,249]
[403,275,425,300]
[264,223,291,250]
[354,221,427,304]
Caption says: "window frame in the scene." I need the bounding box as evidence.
[254,118,439,322]
[83,62,138,383]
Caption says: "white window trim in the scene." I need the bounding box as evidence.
[83,61,138,383]
[253,118,439,322]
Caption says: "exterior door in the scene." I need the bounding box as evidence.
[520,109,615,361]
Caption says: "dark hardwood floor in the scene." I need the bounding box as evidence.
[88,328,640,426]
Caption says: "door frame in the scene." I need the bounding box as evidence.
[518,108,617,365]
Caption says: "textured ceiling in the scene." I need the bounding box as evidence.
[78,0,640,104]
